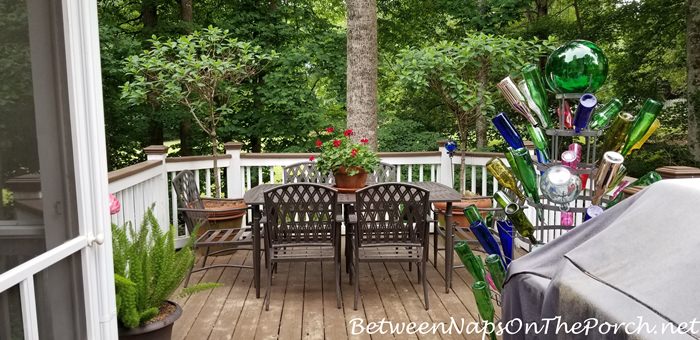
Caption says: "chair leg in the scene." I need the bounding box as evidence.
[202,247,211,269]
[335,256,342,309]
[433,220,438,269]
[264,254,272,311]
[184,262,195,288]
[422,259,429,310]
[353,257,360,311]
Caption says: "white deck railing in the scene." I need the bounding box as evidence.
[107,142,541,246]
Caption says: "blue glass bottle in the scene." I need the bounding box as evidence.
[492,112,525,149]
[573,93,597,133]
[469,220,503,263]
[496,220,514,267]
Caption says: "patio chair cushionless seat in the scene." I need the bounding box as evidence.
[262,183,342,311]
[172,170,254,287]
[349,182,431,310]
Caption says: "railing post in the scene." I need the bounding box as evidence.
[225,142,244,198]
[143,145,169,230]
[437,140,453,189]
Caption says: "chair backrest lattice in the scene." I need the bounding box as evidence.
[263,183,338,245]
[283,162,334,184]
[354,183,430,247]
[372,162,397,183]
[172,170,208,234]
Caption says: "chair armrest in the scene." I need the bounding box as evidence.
[177,206,247,214]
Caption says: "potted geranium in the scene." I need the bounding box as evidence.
[314,127,380,190]
[112,206,218,340]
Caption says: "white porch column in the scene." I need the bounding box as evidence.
[225,142,244,198]
[143,145,169,229]
[437,140,453,189]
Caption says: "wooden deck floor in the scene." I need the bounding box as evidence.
[172,236,505,340]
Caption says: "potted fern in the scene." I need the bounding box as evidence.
[112,207,217,340]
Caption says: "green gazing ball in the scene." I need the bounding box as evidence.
[544,40,609,94]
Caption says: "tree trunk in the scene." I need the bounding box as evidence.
[178,0,194,155]
[475,60,489,149]
[211,133,221,198]
[346,0,378,150]
[141,0,157,34]
[689,0,700,162]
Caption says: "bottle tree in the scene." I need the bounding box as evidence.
[122,26,276,196]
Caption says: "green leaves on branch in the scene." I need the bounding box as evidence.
[121,26,277,138]
[392,33,554,145]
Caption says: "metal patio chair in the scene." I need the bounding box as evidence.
[350,183,431,310]
[262,183,341,310]
[172,170,254,287]
[282,161,334,184]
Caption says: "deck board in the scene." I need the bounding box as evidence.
[174,235,510,340]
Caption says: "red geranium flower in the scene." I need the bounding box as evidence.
[309,155,315,161]
[333,139,342,147]
[315,139,322,148]
[344,129,354,137]
[351,148,358,157]
[360,138,369,144]
[326,126,335,133]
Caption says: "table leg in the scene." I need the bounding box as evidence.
[445,201,453,293]
[253,206,261,298]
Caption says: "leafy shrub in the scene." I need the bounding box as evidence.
[112,207,217,328]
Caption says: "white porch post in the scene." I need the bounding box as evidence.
[144,145,170,231]
[437,141,454,189]
[61,0,118,338]
[225,142,244,198]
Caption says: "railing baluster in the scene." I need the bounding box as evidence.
[493,175,499,193]
[19,277,39,340]
[470,165,477,193]
[246,167,252,190]
[170,172,178,231]
[407,165,413,182]
[205,169,211,197]
[258,167,263,186]
[419,165,424,182]
[269,166,274,183]
[397,165,402,182]
[194,170,201,193]
[430,165,436,182]
[481,166,487,196]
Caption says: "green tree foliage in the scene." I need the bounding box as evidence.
[122,27,275,195]
[392,34,553,192]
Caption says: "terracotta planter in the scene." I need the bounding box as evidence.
[334,166,368,189]
[118,300,182,340]
[434,196,492,228]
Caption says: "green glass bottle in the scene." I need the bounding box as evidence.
[454,241,486,282]
[471,281,497,340]
[486,158,526,200]
[493,190,515,209]
[627,119,660,155]
[527,125,551,161]
[600,112,635,153]
[485,254,506,292]
[629,171,663,187]
[504,203,538,244]
[589,98,623,130]
[621,99,663,155]
[522,64,553,128]
[510,147,540,204]
[463,204,483,225]
[505,148,521,183]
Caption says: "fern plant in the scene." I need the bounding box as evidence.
[112,207,217,328]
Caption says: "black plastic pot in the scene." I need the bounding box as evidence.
[118,301,183,340]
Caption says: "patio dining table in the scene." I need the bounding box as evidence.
[243,181,463,298]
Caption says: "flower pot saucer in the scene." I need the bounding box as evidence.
[333,185,367,193]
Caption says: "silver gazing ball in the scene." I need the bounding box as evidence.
[539,165,582,206]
